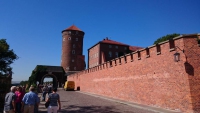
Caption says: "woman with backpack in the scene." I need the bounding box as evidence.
[46,88,61,113]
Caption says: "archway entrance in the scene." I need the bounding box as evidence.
[34,65,66,90]
[43,78,53,85]
[41,74,58,88]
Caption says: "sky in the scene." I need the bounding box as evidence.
[0,0,199,82]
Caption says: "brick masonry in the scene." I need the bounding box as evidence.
[61,29,85,72]
[68,34,200,113]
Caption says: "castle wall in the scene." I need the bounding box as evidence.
[68,34,200,112]
[183,36,200,112]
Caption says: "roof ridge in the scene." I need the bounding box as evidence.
[65,25,82,31]
[101,38,129,46]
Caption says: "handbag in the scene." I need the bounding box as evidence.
[45,101,50,108]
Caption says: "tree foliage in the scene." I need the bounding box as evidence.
[27,66,47,89]
[0,39,18,76]
[153,33,180,44]
[20,80,29,86]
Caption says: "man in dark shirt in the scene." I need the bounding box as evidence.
[4,86,17,113]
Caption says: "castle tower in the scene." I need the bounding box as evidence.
[61,25,85,73]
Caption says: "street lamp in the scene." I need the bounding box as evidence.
[174,52,180,62]
[174,46,184,62]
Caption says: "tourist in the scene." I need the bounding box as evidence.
[21,87,40,113]
[22,86,26,93]
[42,85,48,101]
[47,84,52,95]
[4,86,17,113]
[62,84,64,89]
[15,86,24,113]
[46,88,61,113]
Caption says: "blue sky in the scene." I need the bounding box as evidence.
[0,0,199,81]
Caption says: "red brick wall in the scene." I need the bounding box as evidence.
[88,44,100,68]
[68,35,200,113]
[184,35,200,112]
[61,30,85,71]
[88,42,131,68]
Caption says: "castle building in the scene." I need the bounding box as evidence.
[61,25,85,73]
[88,37,142,68]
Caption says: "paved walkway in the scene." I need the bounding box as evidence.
[38,88,181,113]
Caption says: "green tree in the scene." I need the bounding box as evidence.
[153,33,180,44]
[27,66,47,90]
[0,39,18,76]
[20,80,29,86]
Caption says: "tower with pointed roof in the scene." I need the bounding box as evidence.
[61,25,85,73]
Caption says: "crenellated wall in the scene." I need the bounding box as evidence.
[68,34,200,113]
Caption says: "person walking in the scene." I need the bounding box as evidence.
[3,86,17,113]
[46,88,61,113]
[42,85,48,101]
[21,87,40,113]
[47,84,52,95]
[15,86,24,113]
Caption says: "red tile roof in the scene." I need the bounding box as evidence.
[129,46,143,51]
[100,37,129,46]
[88,37,143,51]
[64,25,82,31]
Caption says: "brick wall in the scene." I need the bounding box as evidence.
[61,30,85,72]
[68,34,200,113]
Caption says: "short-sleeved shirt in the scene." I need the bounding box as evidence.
[42,87,48,92]
[4,92,16,111]
[15,91,24,103]
[48,86,52,93]
[22,91,39,105]
[48,93,60,106]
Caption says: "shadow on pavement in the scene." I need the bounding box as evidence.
[57,105,121,113]
[39,105,121,113]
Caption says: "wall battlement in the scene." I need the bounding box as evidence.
[68,34,200,112]
[71,34,199,76]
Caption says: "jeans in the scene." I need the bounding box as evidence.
[16,102,22,113]
[42,92,47,101]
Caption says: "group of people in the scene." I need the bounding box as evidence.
[3,86,39,113]
[3,85,61,113]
